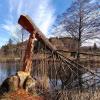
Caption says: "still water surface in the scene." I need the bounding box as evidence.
[0,63,20,84]
[0,63,100,88]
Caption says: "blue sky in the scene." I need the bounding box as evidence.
[0,0,72,47]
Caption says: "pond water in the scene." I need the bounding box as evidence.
[0,62,100,89]
[0,63,20,84]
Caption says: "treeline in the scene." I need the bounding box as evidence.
[0,37,47,61]
[0,38,24,60]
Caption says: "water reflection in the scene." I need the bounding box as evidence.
[0,62,100,89]
[0,63,20,84]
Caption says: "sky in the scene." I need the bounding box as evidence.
[0,0,72,47]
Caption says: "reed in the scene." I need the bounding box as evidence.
[44,89,100,100]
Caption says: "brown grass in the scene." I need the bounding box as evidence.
[52,90,100,100]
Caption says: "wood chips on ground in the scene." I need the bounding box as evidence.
[0,89,45,100]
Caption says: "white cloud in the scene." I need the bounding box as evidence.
[82,39,100,47]
[1,24,21,38]
[0,37,8,47]
[90,0,96,4]
[2,0,56,38]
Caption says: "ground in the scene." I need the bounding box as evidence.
[0,89,45,100]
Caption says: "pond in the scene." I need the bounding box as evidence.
[0,62,100,89]
[0,62,21,85]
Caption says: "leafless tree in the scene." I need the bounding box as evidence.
[53,0,100,90]
[15,28,29,56]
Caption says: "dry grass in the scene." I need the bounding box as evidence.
[52,89,100,100]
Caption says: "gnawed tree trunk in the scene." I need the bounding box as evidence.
[22,33,36,72]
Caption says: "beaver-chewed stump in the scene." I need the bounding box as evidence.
[0,71,43,96]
